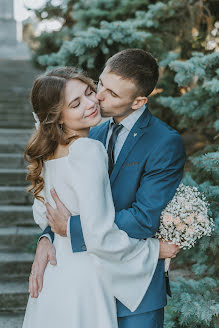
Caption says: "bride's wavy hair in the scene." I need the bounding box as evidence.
[24,67,96,202]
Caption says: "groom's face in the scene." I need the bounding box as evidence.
[96,67,138,123]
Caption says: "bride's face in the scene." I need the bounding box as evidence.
[60,79,102,136]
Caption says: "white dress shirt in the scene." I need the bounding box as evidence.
[106,105,145,163]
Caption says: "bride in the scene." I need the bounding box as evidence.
[22,67,177,328]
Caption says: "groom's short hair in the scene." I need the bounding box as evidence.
[105,49,159,97]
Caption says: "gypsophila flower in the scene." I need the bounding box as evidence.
[156,184,214,250]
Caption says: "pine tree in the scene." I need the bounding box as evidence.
[36,0,212,69]
[33,0,215,127]
[161,52,219,328]
[158,52,219,140]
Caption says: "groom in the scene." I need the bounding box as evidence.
[30,49,186,327]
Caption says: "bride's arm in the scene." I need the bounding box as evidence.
[32,196,48,231]
[68,138,160,312]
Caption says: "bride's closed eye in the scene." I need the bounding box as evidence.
[71,102,80,108]
[70,87,94,109]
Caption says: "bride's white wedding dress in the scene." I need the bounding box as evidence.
[22,138,159,328]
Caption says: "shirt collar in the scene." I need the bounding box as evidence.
[109,105,146,131]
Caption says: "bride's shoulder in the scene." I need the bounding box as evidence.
[69,137,107,162]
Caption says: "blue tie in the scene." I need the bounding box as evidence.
[107,123,123,176]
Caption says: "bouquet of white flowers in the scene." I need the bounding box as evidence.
[155,184,214,271]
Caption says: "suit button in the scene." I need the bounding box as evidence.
[82,244,87,251]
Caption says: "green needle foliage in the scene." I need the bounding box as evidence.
[158,52,219,139]
[31,0,216,127]
[162,51,219,327]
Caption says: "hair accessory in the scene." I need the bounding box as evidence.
[32,112,40,130]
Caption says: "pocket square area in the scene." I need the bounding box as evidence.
[122,161,139,168]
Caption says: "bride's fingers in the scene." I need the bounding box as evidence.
[37,275,43,293]
[48,246,57,266]
[29,276,36,298]
[31,276,39,298]
[28,276,33,296]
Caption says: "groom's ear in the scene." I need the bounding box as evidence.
[131,96,148,110]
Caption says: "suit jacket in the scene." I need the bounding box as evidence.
[43,107,186,317]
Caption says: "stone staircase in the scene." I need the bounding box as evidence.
[0,60,41,327]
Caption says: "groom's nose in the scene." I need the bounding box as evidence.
[96,89,105,101]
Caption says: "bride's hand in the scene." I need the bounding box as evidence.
[29,237,57,298]
[159,240,180,259]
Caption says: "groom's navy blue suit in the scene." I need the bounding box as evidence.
[43,107,186,326]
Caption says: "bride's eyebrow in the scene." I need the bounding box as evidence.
[68,85,90,107]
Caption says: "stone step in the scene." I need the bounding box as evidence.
[0,71,38,79]
[0,107,33,114]
[0,112,32,119]
[0,105,31,113]
[0,154,25,169]
[0,169,27,186]
[0,90,30,96]
[0,92,31,100]
[0,87,33,93]
[0,128,33,151]
[0,142,28,154]
[0,313,24,328]
[0,59,39,70]
[0,205,33,227]
[0,252,34,277]
[0,129,33,139]
[0,68,39,77]
[0,94,30,101]
[0,69,37,76]
[0,226,40,252]
[0,85,32,92]
[0,280,29,313]
[0,187,33,205]
[0,120,34,130]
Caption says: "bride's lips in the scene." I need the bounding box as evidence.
[87,108,98,118]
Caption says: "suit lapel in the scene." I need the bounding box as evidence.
[110,109,152,185]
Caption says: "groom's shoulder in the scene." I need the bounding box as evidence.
[150,115,180,137]
[89,120,109,139]
[148,113,184,148]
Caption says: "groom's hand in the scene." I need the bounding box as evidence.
[46,188,71,237]
[29,237,57,298]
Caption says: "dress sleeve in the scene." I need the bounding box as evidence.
[32,193,48,231]
[68,138,160,312]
